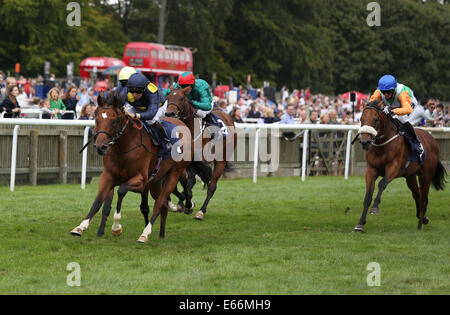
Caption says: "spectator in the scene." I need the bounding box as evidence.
[408,98,434,126]
[76,87,91,112]
[328,109,339,124]
[263,108,280,124]
[39,99,54,119]
[78,103,95,120]
[62,86,78,119]
[298,109,311,124]
[309,110,319,124]
[16,86,33,108]
[247,103,261,118]
[1,85,21,118]
[230,107,244,123]
[0,71,5,103]
[280,104,296,124]
[48,87,66,119]
[432,103,448,127]
[218,99,228,112]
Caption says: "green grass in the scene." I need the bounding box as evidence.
[0,176,448,295]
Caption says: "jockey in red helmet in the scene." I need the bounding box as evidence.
[168,72,214,120]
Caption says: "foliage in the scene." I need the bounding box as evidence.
[0,0,448,99]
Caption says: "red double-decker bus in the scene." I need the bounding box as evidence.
[123,42,193,88]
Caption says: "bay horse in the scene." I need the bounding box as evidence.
[355,100,446,232]
[70,92,192,242]
[165,87,237,221]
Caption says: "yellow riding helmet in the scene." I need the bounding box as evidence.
[118,66,137,81]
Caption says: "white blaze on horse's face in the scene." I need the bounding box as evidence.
[102,113,108,119]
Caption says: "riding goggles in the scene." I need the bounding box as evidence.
[129,87,145,94]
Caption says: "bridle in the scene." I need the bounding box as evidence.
[93,106,130,148]
[360,105,399,147]
[166,89,194,121]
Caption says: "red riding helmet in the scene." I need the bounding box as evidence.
[178,72,195,85]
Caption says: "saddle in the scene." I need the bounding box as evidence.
[388,115,425,164]
[203,112,228,139]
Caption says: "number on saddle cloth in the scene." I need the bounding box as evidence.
[205,112,228,138]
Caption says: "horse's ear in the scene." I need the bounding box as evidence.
[183,86,192,94]
[98,94,104,107]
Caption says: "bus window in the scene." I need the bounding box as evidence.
[151,50,158,58]
[126,48,137,56]
[139,49,149,57]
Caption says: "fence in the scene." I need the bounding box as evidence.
[1,118,449,191]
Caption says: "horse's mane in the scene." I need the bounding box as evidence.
[103,90,126,108]
[367,100,382,109]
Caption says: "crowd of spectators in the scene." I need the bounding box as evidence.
[1,70,448,128]
[216,86,449,128]
[0,71,104,120]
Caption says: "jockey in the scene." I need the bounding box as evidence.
[166,72,215,124]
[370,74,424,161]
[116,66,136,101]
[124,72,171,148]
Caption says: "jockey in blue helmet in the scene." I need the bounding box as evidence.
[370,74,424,162]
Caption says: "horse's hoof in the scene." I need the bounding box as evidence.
[168,201,179,212]
[353,224,364,232]
[137,235,148,243]
[423,217,429,225]
[370,207,380,215]
[184,202,195,215]
[70,227,83,237]
[194,211,204,221]
[112,227,123,237]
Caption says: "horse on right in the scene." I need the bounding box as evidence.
[355,100,446,232]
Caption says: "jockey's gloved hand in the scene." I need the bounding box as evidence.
[383,106,391,115]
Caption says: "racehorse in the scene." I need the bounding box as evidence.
[355,100,446,231]
[70,92,192,242]
[165,87,237,220]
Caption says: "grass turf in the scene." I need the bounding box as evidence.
[0,176,448,294]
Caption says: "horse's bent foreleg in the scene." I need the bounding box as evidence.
[370,177,391,215]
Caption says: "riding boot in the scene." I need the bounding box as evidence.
[153,121,172,149]
[403,121,425,162]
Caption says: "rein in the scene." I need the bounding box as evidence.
[79,106,130,153]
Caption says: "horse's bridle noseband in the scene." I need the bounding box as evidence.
[94,106,130,148]
[361,105,390,144]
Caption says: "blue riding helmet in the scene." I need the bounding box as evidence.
[377,75,397,91]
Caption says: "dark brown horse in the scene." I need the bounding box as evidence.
[355,100,446,232]
[165,87,237,221]
[70,92,192,242]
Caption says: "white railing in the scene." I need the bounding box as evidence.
[1,118,449,191]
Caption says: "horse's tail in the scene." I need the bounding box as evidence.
[190,161,212,189]
[432,161,447,191]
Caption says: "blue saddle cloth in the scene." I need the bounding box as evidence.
[142,120,180,160]
[205,112,229,139]
[404,136,425,164]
